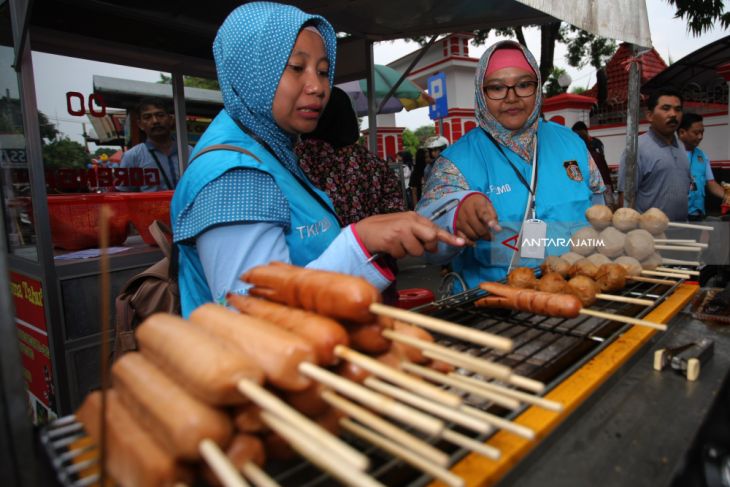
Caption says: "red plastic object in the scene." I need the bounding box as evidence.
[47,193,129,250]
[125,191,173,245]
[396,288,435,309]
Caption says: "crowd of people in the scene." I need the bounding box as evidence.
[161,1,726,309]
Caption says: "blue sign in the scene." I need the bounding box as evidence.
[428,73,448,120]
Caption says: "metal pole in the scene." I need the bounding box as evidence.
[624,44,641,209]
[171,71,190,172]
[366,41,378,157]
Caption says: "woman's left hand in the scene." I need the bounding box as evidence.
[354,212,465,259]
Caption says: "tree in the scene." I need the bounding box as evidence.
[38,112,60,142]
[158,73,220,90]
[414,125,435,145]
[543,67,569,98]
[665,0,730,34]
[94,147,118,159]
[42,138,91,169]
[401,128,420,156]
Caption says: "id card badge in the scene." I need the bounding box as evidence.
[520,219,547,259]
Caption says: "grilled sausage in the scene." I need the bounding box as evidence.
[391,321,434,363]
[347,319,392,354]
[232,404,266,434]
[202,434,266,487]
[190,304,316,391]
[282,382,329,417]
[112,353,233,460]
[75,391,192,487]
[227,294,349,365]
[476,282,582,318]
[136,313,264,405]
[243,262,381,323]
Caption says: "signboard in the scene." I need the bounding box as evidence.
[10,272,56,424]
[428,72,448,120]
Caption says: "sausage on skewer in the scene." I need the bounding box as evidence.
[476,282,582,318]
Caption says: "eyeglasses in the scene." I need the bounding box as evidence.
[483,80,538,100]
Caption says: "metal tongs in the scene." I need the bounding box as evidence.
[653,338,715,381]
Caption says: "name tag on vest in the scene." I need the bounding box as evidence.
[520,219,547,259]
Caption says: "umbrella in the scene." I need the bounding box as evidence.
[338,64,434,116]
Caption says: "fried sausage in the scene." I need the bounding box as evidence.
[243,262,381,323]
[476,282,582,318]
[112,353,233,461]
[391,321,434,363]
[337,360,370,384]
[136,313,264,405]
[202,434,266,487]
[282,382,329,417]
[190,304,316,391]
[227,294,349,365]
[347,319,391,354]
[75,391,192,487]
[232,404,266,433]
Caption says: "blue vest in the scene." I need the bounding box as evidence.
[446,121,592,290]
[687,147,709,216]
[171,111,340,316]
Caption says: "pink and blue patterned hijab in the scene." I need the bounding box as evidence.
[474,40,542,162]
[213,1,337,174]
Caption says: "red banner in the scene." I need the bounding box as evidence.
[10,272,56,423]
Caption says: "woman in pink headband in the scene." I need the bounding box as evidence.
[415,40,605,293]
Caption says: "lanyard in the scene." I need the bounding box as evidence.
[485,131,538,218]
[148,148,176,189]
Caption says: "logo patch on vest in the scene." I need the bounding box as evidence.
[698,155,704,163]
[563,160,583,182]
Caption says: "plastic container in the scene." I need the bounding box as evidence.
[396,288,435,310]
[125,191,173,245]
[47,193,129,250]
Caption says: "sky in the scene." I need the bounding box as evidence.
[30,0,730,145]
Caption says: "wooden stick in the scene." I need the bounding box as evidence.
[334,345,461,408]
[627,275,677,285]
[402,362,520,410]
[446,373,563,412]
[641,270,690,279]
[340,419,464,487]
[667,221,714,230]
[656,266,700,276]
[441,429,501,460]
[98,205,112,487]
[580,308,667,331]
[241,462,280,487]
[654,244,702,252]
[596,293,654,306]
[382,330,512,381]
[237,379,368,471]
[299,362,444,436]
[321,391,449,467]
[662,257,701,266]
[199,439,250,487]
[364,377,492,434]
[654,239,707,248]
[370,303,513,351]
[460,405,536,439]
[260,412,383,487]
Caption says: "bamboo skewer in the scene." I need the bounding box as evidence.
[98,205,112,487]
[441,428,501,460]
[299,362,445,436]
[656,266,699,276]
[240,462,280,487]
[370,303,513,351]
[654,239,707,248]
[641,270,690,279]
[654,245,702,252]
[321,391,449,467]
[237,379,369,471]
[627,275,677,285]
[662,257,701,266]
[340,420,464,487]
[199,440,250,487]
[334,346,461,408]
[459,405,536,439]
[260,412,383,487]
[364,377,492,434]
[595,293,654,306]
[667,221,714,230]
[579,308,667,331]
[446,373,563,412]
[382,330,512,381]
[402,362,520,410]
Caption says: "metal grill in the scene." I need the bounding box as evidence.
[40,273,688,487]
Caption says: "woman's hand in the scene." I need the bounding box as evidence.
[354,212,465,259]
[455,194,501,243]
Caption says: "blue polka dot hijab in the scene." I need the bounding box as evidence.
[213,2,337,174]
[475,40,542,162]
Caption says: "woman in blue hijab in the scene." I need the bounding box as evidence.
[171,2,463,317]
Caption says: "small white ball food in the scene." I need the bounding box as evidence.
[561,252,584,265]
[612,207,641,232]
[641,252,663,270]
[585,205,613,230]
[586,253,611,266]
[624,229,655,261]
[614,256,642,276]
[571,226,599,256]
[597,227,626,258]
[639,207,669,235]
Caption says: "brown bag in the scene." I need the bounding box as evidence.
[113,220,179,359]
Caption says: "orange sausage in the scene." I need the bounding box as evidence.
[202,434,266,487]
[190,304,316,391]
[227,295,349,365]
[232,404,266,434]
[476,282,582,318]
[243,262,381,323]
[282,382,329,417]
[347,320,391,354]
[391,321,434,363]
